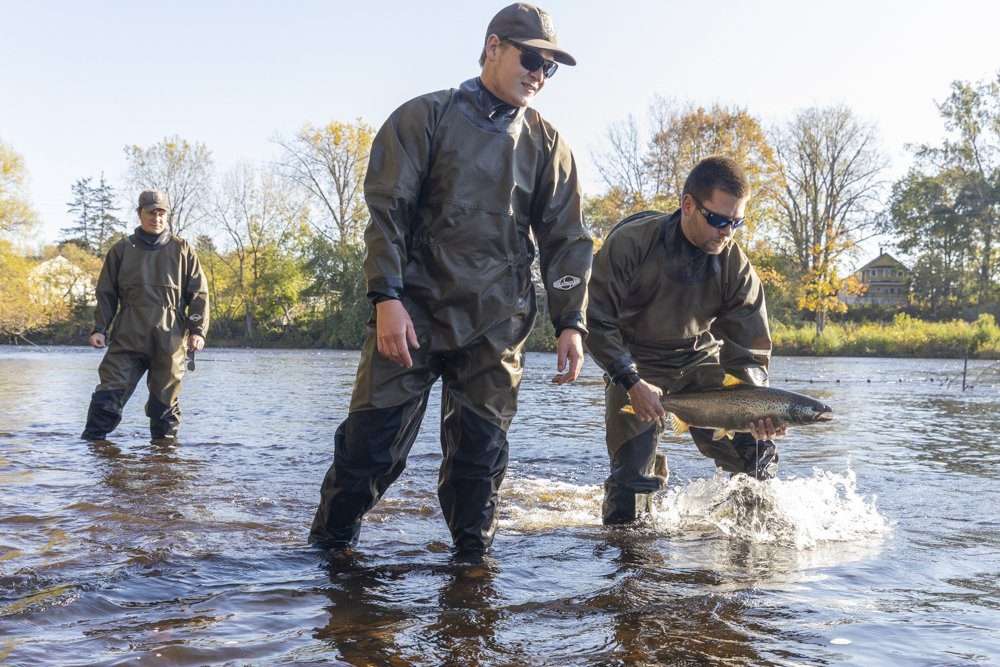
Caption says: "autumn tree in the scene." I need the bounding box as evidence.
[207,164,308,339]
[0,141,37,237]
[275,120,374,249]
[589,100,779,239]
[0,241,46,339]
[124,136,213,235]
[771,106,887,333]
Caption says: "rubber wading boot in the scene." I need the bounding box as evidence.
[636,452,669,516]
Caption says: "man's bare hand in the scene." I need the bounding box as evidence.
[188,335,205,352]
[552,329,584,384]
[376,299,419,368]
[749,417,786,441]
[89,333,106,348]
[627,379,665,422]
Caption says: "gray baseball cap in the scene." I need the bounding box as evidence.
[485,3,576,66]
[137,190,170,212]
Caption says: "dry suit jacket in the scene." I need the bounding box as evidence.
[586,210,772,389]
[362,78,593,350]
[93,232,210,352]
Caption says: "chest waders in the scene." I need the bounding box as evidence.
[588,212,777,525]
[82,235,206,441]
[310,81,591,556]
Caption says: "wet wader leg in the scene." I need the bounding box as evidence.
[147,341,186,439]
[603,381,667,525]
[689,427,778,479]
[310,392,431,548]
[437,389,510,554]
[310,322,439,549]
[436,312,530,554]
[83,346,148,439]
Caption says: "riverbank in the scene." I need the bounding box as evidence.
[772,314,1000,358]
[9,314,1000,359]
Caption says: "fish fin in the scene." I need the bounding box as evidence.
[712,428,736,441]
[670,413,689,434]
[722,373,744,387]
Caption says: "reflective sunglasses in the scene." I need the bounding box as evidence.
[502,39,559,79]
[693,196,745,229]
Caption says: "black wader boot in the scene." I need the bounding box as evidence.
[603,427,668,525]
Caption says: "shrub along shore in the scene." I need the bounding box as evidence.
[770,314,1000,358]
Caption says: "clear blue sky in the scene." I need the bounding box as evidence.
[2,0,998,265]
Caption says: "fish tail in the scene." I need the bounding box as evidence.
[670,413,689,434]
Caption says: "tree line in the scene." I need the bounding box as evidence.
[1,70,998,347]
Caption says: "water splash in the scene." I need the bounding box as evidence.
[501,469,889,550]
[654,468,889,548]
[500,477,603,530]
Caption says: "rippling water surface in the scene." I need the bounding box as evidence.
[1,346,998,665]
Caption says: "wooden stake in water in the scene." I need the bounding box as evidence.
[962,347,969,391]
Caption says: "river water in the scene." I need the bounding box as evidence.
[0,347,998,666]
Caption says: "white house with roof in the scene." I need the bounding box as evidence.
[28,255,96,307]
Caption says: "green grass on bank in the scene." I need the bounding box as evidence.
[772,313,1000,358]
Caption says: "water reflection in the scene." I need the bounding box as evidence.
[428,560,503,665]
[592,532,771,665]
[316,556,415,665]
[86,438,197,509]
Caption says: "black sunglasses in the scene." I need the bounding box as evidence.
[502,38,558,79]
[693,197,745,229]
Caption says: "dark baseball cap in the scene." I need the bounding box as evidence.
[485,3,576,66]
[137,190,170,212]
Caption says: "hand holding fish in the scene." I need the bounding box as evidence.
[748,417,786,441]
[626,379,666,422]
[620,378,832,440]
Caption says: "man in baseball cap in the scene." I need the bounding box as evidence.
[137,189,170,212]
[310,3,592,561]
[481,2,576,66]
[81,189,209,443]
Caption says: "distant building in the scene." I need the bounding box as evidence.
[29,255,96,307]
[842,250,910,306]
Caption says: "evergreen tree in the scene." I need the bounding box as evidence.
[62,174,125,254]
[63,177,94,250]
[92,173,125,253]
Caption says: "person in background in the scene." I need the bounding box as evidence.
[81,189,208,442]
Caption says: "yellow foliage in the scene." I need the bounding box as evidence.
[0,241,49,336]
[0,140,37,236]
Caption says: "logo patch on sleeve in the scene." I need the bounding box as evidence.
[552,275,582,291]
